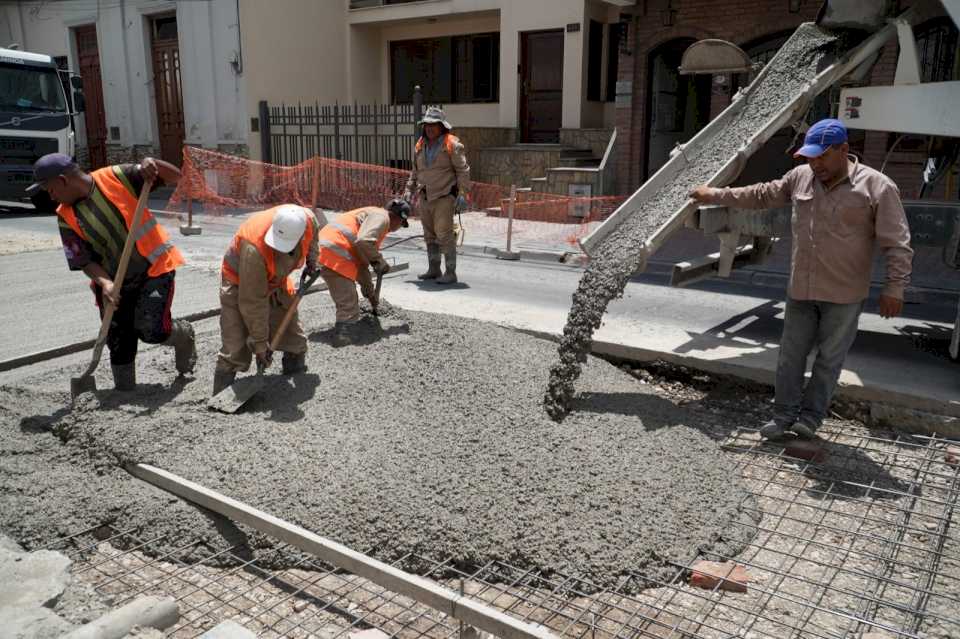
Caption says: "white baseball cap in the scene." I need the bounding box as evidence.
[265,205,308,253]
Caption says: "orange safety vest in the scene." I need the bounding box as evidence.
[415,133,458,156]
[221,206,316,295]
[317,209,388,282]
[56,166,184,278]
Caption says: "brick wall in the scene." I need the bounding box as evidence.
[614,0,958,202]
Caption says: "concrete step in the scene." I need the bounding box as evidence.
[557,157,602,168]
[559,148,594,158]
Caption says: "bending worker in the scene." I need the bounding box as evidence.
[28,153,196,391]
[214,205,320,395]
[318,199,410,347]
[689,119,913,441]
[403,106,470,284]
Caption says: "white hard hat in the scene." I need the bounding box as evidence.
[265,205,308,253]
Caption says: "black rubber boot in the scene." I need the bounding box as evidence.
[164,319,197,375]
[437,249,457,285]
[111,364,136,391]
[212,369,236,395]
[281,352,307,374]
[418,245,442,280]
[332,322,353,348]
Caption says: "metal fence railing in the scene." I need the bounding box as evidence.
[259,87,428,168]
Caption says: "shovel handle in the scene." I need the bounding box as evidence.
[80,180,154,377]
[269,269,321,352]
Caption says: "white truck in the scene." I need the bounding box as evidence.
[0,46,83,212]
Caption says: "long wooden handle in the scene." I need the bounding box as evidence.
[268,270,320,351]
[82,180,155,375]
[269,295,304,352]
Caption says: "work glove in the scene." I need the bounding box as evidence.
[455,194,468,212]
[254,345,273,369]
[372,260,391,276]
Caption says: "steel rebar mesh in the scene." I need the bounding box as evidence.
[46,427,959,639]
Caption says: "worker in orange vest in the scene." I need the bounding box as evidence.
[214,205,320,395]
[28,153,195,392]
[318,198,410,347]
[403,106,470,284]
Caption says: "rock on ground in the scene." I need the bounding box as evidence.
[0,547,71,609]
[1,304,756,593]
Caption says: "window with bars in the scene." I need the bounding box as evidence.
[889,17,959,151]
[916,17,959,82]
[391,33,499,104]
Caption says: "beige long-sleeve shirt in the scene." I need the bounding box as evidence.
[349,206,391,298]
[709,159,913,303]
[237,232,319,351]
[404,134,471,202]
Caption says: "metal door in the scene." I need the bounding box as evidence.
[74,25,107,169]
[520,30,564,143]
[150,15,185,166]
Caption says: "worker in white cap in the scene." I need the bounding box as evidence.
[213,205,320,395]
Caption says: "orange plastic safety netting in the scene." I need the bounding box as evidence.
[169,147,627,250]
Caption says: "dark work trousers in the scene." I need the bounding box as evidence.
[94,271,176,365]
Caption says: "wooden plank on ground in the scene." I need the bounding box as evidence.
[128,463,556,639]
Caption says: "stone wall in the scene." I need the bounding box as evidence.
[102,144,159,168]
[559,128,613,158]
[454,127,517,154]
[474,146,563,187]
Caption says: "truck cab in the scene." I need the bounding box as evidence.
[0,47,82,213]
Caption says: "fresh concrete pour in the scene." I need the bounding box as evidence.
[545,24,840,420]
[0,302,755,593]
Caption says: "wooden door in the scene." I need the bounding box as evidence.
[74,25,107,169]
[150,15,185,166]
[520,30,564,143]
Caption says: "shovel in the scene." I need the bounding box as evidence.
[372,271,384,316]
[208,269,321,413]
[70,179,154,399]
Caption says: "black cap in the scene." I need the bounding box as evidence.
[387,198,411,228]
[26,153,77,195]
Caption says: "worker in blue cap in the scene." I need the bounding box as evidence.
[689,118,913,441]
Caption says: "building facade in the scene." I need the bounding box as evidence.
[2,0,248,168]
[609,0,959,200]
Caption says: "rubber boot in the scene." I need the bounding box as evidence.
[332,322,353,348]
[111,363,136,392]
[418,245,442,280]
[212,369,236,396]
[437,249,457,285]
[164,319,197,375]
[281,352,308,374]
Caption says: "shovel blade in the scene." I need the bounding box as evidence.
[70,375,97,399]
[207,374,264,413]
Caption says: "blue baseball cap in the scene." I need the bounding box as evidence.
[26,153,77,194]
[794,119,848,159]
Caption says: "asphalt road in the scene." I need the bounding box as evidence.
[1,208,955,365]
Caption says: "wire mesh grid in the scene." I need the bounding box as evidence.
[47,425,960,639]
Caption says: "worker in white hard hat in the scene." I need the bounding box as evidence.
[213,205,320,395]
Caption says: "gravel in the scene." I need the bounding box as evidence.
[0,304,756,593]
[544,23,840,421]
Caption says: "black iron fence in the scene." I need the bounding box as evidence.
[259,87,428,168]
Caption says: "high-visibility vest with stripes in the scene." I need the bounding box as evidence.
[317,208,388,282]
[221,206,316,295]
[56,166,184,278]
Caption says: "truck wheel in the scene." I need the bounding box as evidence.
[30,191,57,214]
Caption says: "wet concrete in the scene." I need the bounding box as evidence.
[545,24,839,421]
[0,305,756,593]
